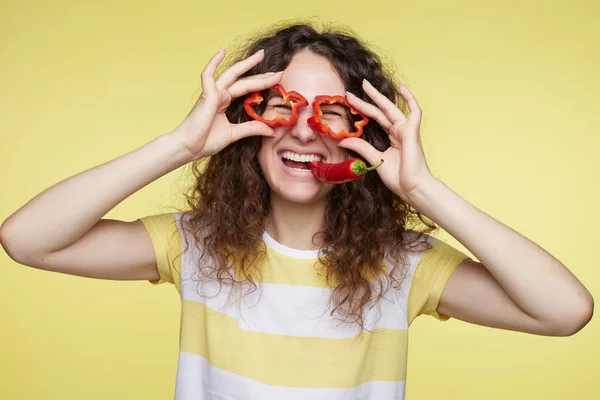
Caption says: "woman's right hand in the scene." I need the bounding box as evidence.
[170,48,284,161]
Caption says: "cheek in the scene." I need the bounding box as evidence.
[257,147,269,174]
[258,128,289,163]
[322,140,348,162]
[257,136,278,176]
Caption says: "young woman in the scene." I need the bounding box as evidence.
[0,23,593,400]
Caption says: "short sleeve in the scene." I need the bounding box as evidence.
[407,236,471,324]
[138,212,183,293]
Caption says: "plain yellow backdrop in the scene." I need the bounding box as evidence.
[1,0,598,399]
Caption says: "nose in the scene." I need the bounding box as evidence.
[289,107,318,143]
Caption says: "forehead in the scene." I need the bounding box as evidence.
[277,49,346,102]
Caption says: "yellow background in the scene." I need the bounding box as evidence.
[1,0,598,398]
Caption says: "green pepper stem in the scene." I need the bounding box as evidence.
[362,159,384,172]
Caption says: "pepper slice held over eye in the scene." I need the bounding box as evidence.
[307,95,369,139]
[243,84,308,127]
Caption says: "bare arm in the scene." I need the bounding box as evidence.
[342,80,592,336]
[0,47,282,281]
[421,179,593,336]
[0,133,192,279]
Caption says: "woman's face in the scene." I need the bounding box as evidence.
[257,49,351,204]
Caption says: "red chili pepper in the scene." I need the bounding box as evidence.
[243,84,308,127]
[307,158,384,184]
[306,95,369,139]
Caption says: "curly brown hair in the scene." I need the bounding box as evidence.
[175,21,439,331]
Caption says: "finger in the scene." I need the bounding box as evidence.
[201,47,227,101]
[230,120,275,142]
[362,79,407,125]
[337,137,384,167]
[228,71,284,99]
[345,91,393,131]
[216,49,266,90]
[399,83,423,125]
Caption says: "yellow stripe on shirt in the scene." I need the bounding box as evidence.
[255,248,388,288]
[258,249,330,287]
[180,298,408,388]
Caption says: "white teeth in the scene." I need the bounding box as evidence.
[279,151,322,162]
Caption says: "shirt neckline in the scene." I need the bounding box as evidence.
[262,231,326,259]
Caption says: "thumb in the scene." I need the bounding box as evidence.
[231,121,275,141]
[337,138,382,166]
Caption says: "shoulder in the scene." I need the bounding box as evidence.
[397,230,471,324]
[138,211,199,242]
[137,211,193,291]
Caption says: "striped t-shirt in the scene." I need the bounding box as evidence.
[139,212,470,400]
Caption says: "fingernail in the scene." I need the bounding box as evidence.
[265,72,275,75]
[346,90,354,97]
[255,49,265,55]
[275,71,284,74]
[363,79,371,86]
[218,47,225,53]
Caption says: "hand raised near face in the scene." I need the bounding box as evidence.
[171,48,283,161]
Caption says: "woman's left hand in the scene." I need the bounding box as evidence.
[339,80,436,206]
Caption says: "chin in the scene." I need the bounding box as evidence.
[271,182,330,204]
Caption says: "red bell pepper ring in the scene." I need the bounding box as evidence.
[243,84,308,128]
[306,95,369,139]
[307,158,384,184]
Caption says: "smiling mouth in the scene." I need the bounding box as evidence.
[277,150,324,173]
[281,157,311,170]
